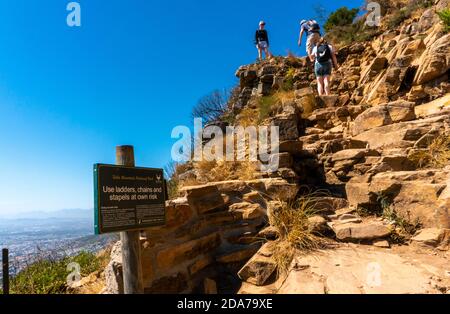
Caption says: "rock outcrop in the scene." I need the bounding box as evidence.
[103,0,450,295]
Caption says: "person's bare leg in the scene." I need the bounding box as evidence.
[264,48,271,59]
[258,48,263,61]
[324,76,331,96]
[317,76,324,96]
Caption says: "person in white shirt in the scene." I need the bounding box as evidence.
[310,38,339,96]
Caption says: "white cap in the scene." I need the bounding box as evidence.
[259,20,266,25]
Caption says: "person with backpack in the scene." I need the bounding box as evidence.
[310,38,338,96]
[255,21,272,61]
[298,19,321,59]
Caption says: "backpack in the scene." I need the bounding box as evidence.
[310,21,321,32]
[316,44,331,63]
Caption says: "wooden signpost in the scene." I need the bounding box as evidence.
[2,248,9,295]
[94,146,166,294]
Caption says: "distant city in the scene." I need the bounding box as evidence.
[0,209,118,279]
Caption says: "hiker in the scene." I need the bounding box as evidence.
[298,19,321,59]
[310,38,338,96]
[255,21,272,61]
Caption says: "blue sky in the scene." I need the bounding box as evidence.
[0,0,363,215]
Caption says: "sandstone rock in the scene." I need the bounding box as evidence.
[411,228,450,248]
[317,95,339,108]
[257,226,280,240]
[308,215,328,234]
[183,185,225,215]
[278,140,303,155]
[229,202,266,220]
[165,198,193,229]
[239,70,257,88]
[216,244,260,264]
[238,244,277,286]
[145,273,188,294]
[204,278,218,294]
[354,115,449,150]
[247,178,299,200]
[188,256,214,276]
[156,233,221,271]
[415,94,450,118]
[332,149,369,162]
[346,170,450,229]
[314,197,349,213]
[104,241,123,295]
[242,191,266,207]
[269,152,293,169]
[372,240,390,248]
[332,221,391,241]
[352,101,416,136]
[277,246,448,294]
[414,33,450,85]
[270,114,299,141]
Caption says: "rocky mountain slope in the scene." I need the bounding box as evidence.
[89,0,450,294]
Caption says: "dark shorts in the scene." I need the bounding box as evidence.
[315,61,332,77]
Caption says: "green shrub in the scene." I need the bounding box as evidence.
[437,9,450,33]
[326,19,380,46]
[282,68,296,91]
[324,7,359,32]
[258,95,277,122]
[8,251,105,294]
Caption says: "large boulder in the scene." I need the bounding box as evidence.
[414,33,450,85]
[182,185,225,215]
[352,101,416,136]
[346,170,450,229]
[238,243,277,286]
[104,241,124,294]
[411,228,450,249]
[354,114,449,150]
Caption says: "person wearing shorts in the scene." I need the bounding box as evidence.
[311,38,339,96]
[298,20,321,59]
[255,21,272,61]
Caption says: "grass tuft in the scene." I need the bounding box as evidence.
[408,134,450,169]
[270,194,329,276]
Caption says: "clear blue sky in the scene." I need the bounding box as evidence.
[0,0,363,215]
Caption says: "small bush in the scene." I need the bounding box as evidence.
[374,192,421,243]
[258,96,277,122]
[8,251,106,294]
[192,89,233,124]
[437,9,450,33]
[408,134,450,169]
[271,194,329,276]
[324,7,359,32]
[325,19,380,46]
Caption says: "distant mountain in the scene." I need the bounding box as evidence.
[0,209,93,221]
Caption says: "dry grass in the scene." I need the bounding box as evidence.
[270,194,329,276]
[193,159,257,183]
[409,134,450,169]
[237,107,259,127]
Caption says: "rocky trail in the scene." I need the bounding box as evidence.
[75,0,450,295]
[240,243,449,294]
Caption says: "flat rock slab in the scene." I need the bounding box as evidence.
[330,221,392,241]
[276,246,449,294]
